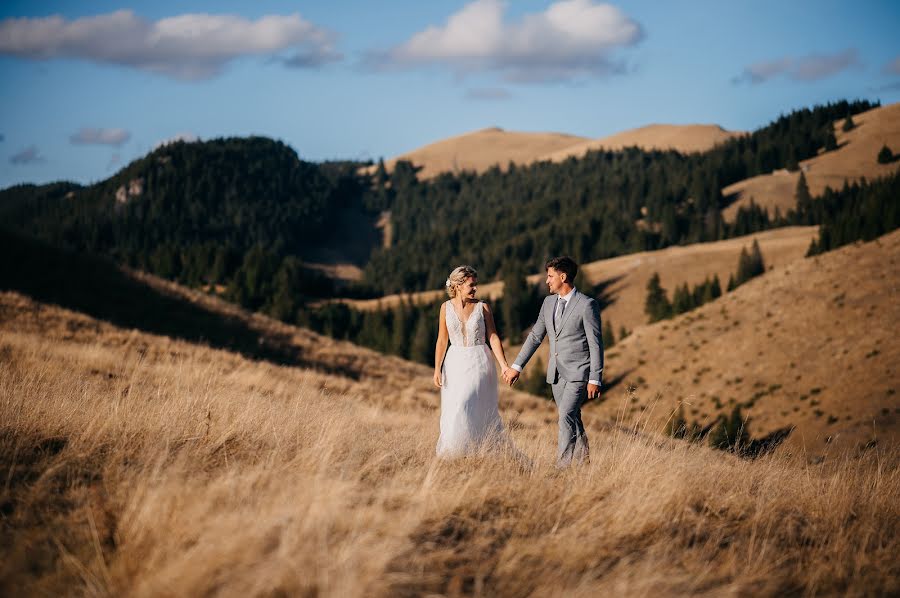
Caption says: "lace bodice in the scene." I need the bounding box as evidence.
[445,301,485,347]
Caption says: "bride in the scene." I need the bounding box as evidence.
[433,265,514,457]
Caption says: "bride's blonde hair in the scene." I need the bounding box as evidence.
[445,265,477,298]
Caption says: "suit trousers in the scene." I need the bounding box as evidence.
[551,378,590,467]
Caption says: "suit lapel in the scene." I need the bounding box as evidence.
[555,290,581,337]
[547,297,557,336]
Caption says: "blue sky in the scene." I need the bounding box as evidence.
[1,0,898,189]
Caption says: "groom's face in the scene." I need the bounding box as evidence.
[546,268,565,294]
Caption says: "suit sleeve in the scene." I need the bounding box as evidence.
[513,297,549,371]
[583,298,604,384]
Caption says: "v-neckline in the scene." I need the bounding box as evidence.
[451,299,476,328]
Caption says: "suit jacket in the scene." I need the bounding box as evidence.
[513,289,603,385]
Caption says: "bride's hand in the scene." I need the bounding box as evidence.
[433,370,442,388]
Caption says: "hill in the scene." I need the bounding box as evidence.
[723,102,900,221]
[335,226,818,334]
[591,229,900,455]
[2,268,898,594]
[541,123,745,162]
[0,137,381,295]
[366,127,588,179]
[369,123,744,181]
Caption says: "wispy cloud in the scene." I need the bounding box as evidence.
[884,56,900,76]
[370,0,643,84]
[107,153,122,170]
[10,146,44,164]
[733,49,860,85]
[0,10,342,80]
[70,127,130,147]
[465,87,512,100]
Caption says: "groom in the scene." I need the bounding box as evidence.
[504,256,603,467]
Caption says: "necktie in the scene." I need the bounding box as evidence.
[555,298,566,328]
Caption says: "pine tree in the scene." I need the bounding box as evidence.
[390,305,409,358]
[672,283,694,315]
[824,125,838,151]
[795,171,812,222]
[842,114,856,132]
[644,272,672,323]
[749,239,765,276]
[410,312,434,366]
[878,145,894,164]
[619,325,630,341]
[501,261,528,343]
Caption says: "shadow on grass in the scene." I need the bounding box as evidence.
[0,229,359,379]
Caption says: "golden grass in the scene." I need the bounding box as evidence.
[2,293,898,596]
[541,123,745,162]
[362,128,588,180]
[597,229,900,456]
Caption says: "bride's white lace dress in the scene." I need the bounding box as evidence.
[437,300,505,457]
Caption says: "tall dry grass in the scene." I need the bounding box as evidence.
[2,311,898,596]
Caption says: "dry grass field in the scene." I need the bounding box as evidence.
[2,257,899,595]
[367,123,744,181]
[363,128,588,180]
[540,123,745,162]
[722,102,900,221]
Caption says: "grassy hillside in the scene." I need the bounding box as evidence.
[363,127,588,180]
[2,285,898,595]
[723,102,900,221]
[594,229,900,455]
[541,123,745,162]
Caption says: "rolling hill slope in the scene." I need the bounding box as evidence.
[541,123,745,162]
[368,123,744,180]
[366,127,588,179]
[2,239,898,595]
[722,102,900,221]
[592,229,900,455]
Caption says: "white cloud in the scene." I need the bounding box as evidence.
[0,10,341,80]
[70,127,130,146]
[734,49,860,85]
[10,146,44,164]
[154,132,200,150]
[374,0,643,83]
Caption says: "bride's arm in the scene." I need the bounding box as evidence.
[433,303,449,387]
[482,303,510,374]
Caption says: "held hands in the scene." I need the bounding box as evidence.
[502,367,520,386]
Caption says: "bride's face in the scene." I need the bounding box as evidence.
[458,276,478,301]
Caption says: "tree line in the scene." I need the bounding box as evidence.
[363,100,877,294]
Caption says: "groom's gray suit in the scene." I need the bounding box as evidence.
[512,289,603,466]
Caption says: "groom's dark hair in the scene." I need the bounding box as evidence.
[545,256,578,283]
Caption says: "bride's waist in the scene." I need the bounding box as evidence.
[448,343,488,350]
